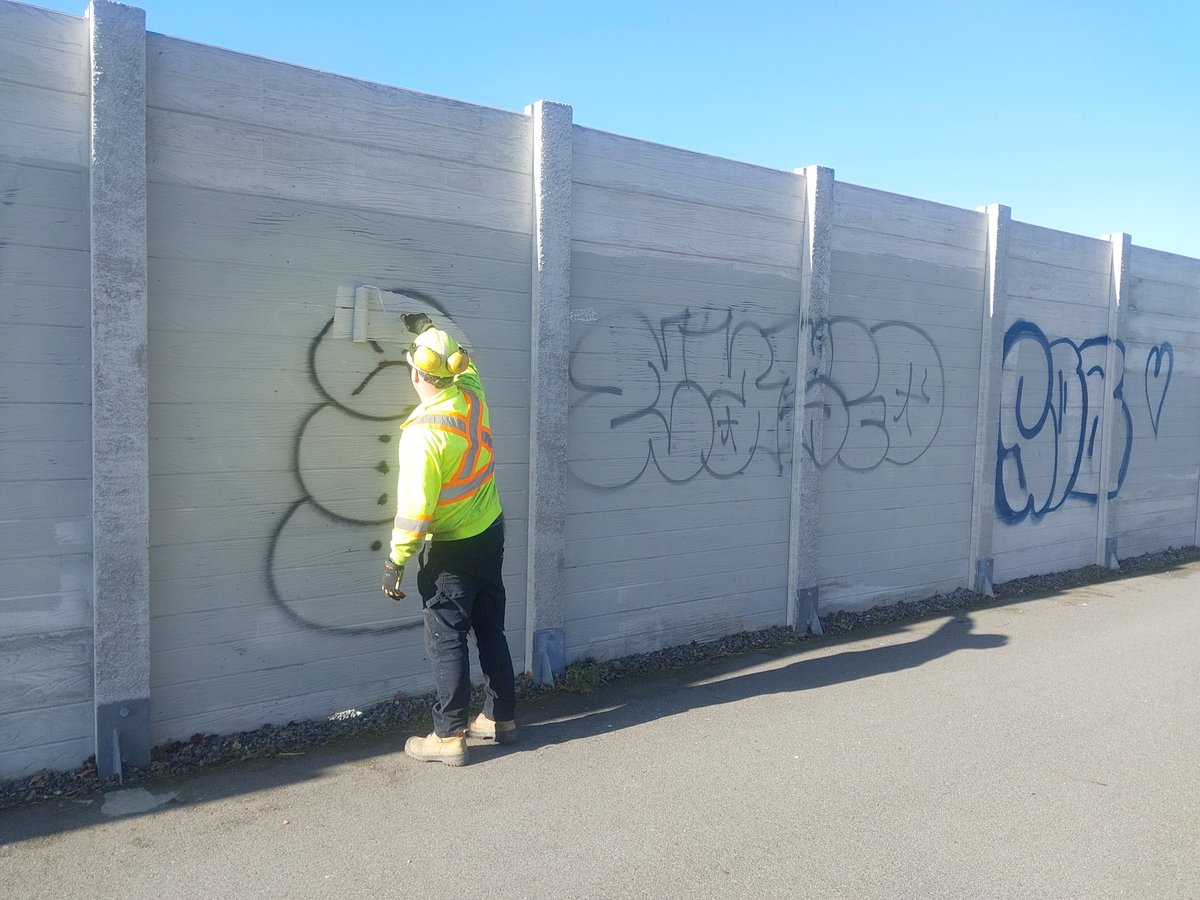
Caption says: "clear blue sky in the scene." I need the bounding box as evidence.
[36,0,1200,257]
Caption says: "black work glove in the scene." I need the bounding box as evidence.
[382,560,406,600]
[399,313,434,335]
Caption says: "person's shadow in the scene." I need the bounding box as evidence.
[0,614,1006,840]
[477,614,1008,757]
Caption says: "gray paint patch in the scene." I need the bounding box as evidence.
[101,787,178,818]
[975,558,995,596]
[533,627,566,686]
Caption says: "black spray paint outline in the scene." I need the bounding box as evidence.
[266,289,456,636]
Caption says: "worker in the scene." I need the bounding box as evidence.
[382,312,517,766]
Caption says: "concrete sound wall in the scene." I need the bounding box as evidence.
[0,2,94,778]
[1115,248,1200,557]
[816,185,987,610]
[563,127,806,656]
[142,33,534,744]
[990,226,1200,583]
[1,0,1197,780]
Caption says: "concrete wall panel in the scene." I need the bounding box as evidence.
[564,128,805,658]
[1115,247,1200,557]
[817,184,986,611]
[0,2,93,780]
[143,36,532,744]
[993,223,1121,580]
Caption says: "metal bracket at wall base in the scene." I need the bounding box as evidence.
[1105,537,1120,571]
[96,698,151,780]
[798,587,822,636]
[975,558,995,597]
[532,628,565,687]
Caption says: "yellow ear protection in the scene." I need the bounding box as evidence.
[411,344,470,376]
[407,328,471,379]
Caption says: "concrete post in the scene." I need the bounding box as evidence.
[1097,232,1131,570]
[968,204,1011,595]
[523,100,572,684]
[89,0,150,778]
[787,165,834,634]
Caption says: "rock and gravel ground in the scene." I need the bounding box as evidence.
[4,545,1197,810]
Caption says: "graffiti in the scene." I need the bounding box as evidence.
[996,322,1180,525]
[1145,343,1173,435]
[567,309,950,489]
[568,307,795,489]
[266,289,452,635]
[995,320,1135,524]
[804,318,945,471]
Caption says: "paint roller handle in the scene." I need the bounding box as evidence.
[382,559,406,600]
[400,313,435,335]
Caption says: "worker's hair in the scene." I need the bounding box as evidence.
[414,367,454,390]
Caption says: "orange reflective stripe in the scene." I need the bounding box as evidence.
[406,389,495,512]
[450,390,490,485]
[444,463,492,493]
[405,413,469,444]
[406,413,468,430]
[457,391,484,480]
[437,463,495,506]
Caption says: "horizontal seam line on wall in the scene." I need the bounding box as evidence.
[146,102,534,178]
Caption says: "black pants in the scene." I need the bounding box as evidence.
[417,516,516,736]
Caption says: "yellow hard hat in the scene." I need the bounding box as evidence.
[407,328,470,379]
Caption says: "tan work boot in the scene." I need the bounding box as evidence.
[467,713,518,744]
[404,731,468,766]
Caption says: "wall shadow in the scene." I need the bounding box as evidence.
[489,613,1006,757]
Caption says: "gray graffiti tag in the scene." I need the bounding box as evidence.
[568,307,794,490]
[803,317,946,471]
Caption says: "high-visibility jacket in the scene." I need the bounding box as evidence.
[388,364,502,567]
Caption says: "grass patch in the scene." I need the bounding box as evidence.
[557,658,605,693]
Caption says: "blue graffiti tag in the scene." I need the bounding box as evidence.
[995,321,1132,524]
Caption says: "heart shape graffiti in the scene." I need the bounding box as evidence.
[1144,343,1173,436]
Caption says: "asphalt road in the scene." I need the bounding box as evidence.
[3,560,1199,899]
